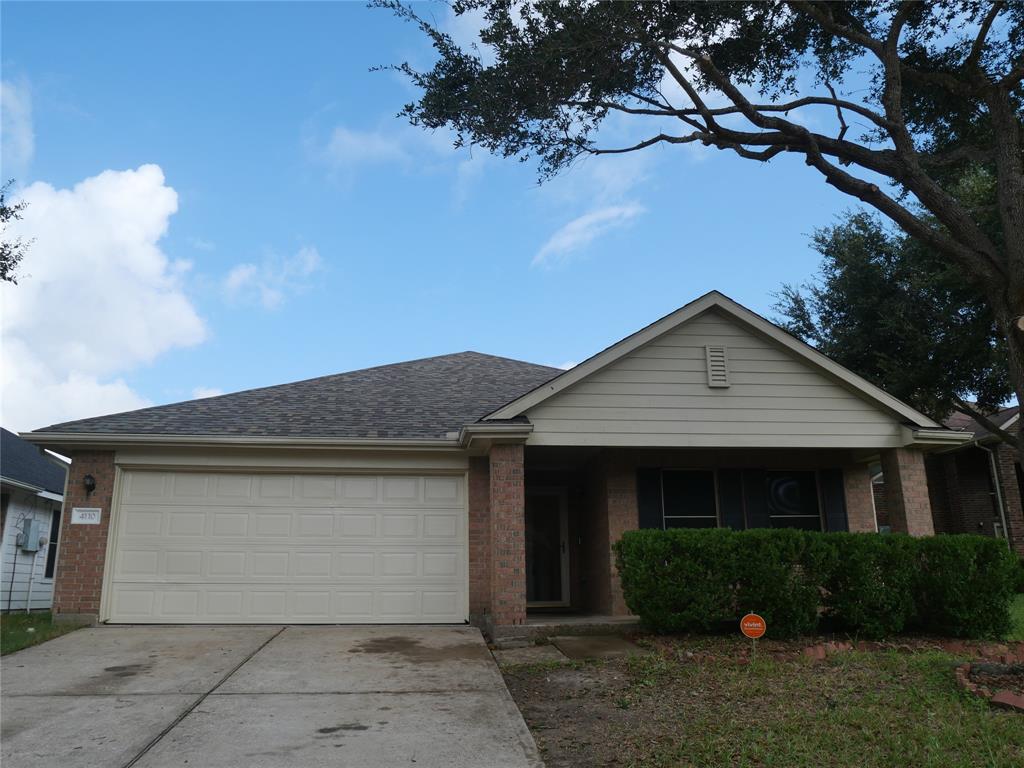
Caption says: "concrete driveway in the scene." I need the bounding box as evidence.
[1,625,542,768]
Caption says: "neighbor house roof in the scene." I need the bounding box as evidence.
[944,405,1020,443]
[27,352,560,441]
[1,428,67,494]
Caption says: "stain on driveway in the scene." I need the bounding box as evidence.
[1,625,541,768]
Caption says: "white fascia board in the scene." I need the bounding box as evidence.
[20,432,462,452]
[485,291,943,429]
[36,490,63,502]
[902,426,975,447]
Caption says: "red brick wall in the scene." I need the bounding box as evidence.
[881,447,934,536]
[467,457,491,620]
[843,465,877,532]
[924,454,957,534]
[605,459,638,616]
[489,444,526,627]
[994,444,1024,556]
[53,451,116,621]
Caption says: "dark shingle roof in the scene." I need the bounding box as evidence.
[30,352,561,441]
[944,405,1019,442]
[1,428,67,493]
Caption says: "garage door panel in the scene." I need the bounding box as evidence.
[108,471,467,623]
[108,583,463,623]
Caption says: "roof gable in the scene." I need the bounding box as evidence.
[485,292,942,432]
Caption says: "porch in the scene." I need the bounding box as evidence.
[469,443,934,638]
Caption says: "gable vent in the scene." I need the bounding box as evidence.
[705,345,730,388]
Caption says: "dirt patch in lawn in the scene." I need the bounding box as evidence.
[502,637,1024,768]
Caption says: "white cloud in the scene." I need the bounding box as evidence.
[322,126,410,171]
[533,203,644,268]
[223,245,322,310]
[1,80,34,177]
[191,386,224,399]
[0,165,206,431]
[556,361,578,370]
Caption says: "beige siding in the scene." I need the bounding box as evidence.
[526,308,905,448]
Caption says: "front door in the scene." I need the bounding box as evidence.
[525,490,569,607]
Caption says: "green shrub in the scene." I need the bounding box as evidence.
[731,529,834,639]
[614,528,737,633]
[615,528,1017,641]
[911,535,1017,638]
[824,534,917,638]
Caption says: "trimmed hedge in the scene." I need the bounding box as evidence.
[614,529,1017,639]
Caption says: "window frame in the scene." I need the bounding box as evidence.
[659,468,720,529]
[654,467,826,532]
[43,506,61,580]
[763,469,825,531]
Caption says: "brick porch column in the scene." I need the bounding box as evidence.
[880,447,934,536]
[467,457,491,624]
[605,461,638,616]
[488,443,526,629]
[843,464,877,533]
[54,451,116,623]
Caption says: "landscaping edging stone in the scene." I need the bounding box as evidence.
[955,659,1024,713]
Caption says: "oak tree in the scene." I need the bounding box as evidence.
[383,0,1024,454]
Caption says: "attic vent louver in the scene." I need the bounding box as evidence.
[705,345,729,388]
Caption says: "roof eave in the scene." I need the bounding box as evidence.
[19,432,463,453]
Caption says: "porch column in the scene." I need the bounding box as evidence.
[843,464,877,532]
[880,447,934,536]
[488,443,526,628]
[605,461,638,616]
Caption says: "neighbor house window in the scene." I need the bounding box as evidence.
[765,471,822,530]
[661,470,718,528]
[44,508,61,579]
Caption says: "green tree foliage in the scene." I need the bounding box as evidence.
[0,180,29,284]
[382,0,1024,452]
[775,208,1014,438]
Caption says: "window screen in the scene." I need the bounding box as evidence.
[662,470,717,528]
[765,471,822,530]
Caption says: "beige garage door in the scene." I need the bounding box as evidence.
[107,470,467,623]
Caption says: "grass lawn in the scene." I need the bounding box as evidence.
[504,636,1024,768]
[0,611,87,655]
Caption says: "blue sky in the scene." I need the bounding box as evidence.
[1,1,869,431]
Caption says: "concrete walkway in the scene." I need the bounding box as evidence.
[1,625,542,768]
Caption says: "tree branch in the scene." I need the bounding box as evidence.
[967,2,1004,74]
[953,396,1020,448]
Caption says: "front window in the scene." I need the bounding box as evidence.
[765,471,822,530]
[661,470,718,528]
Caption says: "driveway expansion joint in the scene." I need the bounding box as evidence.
[120,625,286,768]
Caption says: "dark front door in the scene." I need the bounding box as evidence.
[526,492,568,605]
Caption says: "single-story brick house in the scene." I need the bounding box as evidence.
[23,292,973,637]
[874,406,1024,555]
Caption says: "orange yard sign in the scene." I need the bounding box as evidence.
[740,613,766,639]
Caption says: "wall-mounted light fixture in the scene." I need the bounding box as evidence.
[83,474,96,496]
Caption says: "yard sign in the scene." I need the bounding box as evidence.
[740,613,766,639]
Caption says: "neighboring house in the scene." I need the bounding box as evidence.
[1,428,68,612]
[875,406,1023,555]
[23,292,972,638]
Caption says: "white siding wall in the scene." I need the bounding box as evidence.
[526,308,905,448]
[1,489,60,612]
